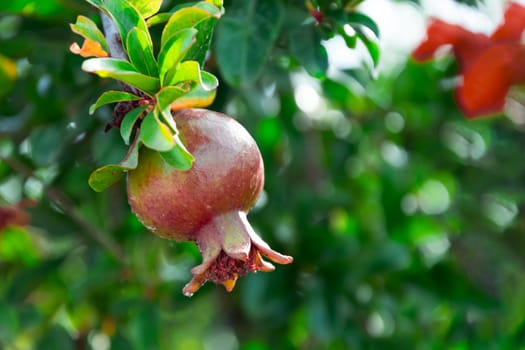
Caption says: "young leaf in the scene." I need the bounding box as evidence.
[126,27,158,76]
[156,86,189,131]
[158,28,197,86]
[147,13,172,27]
[89,90,142,115]
[140,110,175,151]
[216,0,283,86]
[82,58,160,95]
[100,0,149,51]
[127,0,162,18]
[160,3,221,48]
[70,15,108,52]
[160,136,194,171]
[164,60,218,91]
[169,84,216,110]
[121,105,148,145]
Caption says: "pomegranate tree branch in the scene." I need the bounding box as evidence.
[101,13,127,60]
[1,156,127,264]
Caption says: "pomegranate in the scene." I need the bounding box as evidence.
[127,109,293,296]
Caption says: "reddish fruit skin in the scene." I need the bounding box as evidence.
[127,109,264,241]
[127,109,292,296]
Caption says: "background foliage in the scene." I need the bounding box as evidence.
[2,0,525,349]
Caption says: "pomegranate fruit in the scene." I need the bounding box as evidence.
[127,108,293,296]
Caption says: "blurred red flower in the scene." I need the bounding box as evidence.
[412,2,525,118]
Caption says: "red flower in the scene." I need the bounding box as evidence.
[412,2,525,118]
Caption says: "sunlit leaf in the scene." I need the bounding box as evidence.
[146,13,172,26]
[121,105,148,145]
[139,110,175,151]
[160,3,221,48]
[158,28,197,86]
[126,27,158,76]
[70,15,108,52]
[128,0,162,18]
[89,90,142,115]
[216,0,282,86]
[169,72,217,110]
[82,58,160,95]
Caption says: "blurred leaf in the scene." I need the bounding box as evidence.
[30,125,65,167]
[121,105,148,145]
[7,256,66,303]
[347,12,380,38]
[128,0,162,18]
[216,0,283,86]
[35,325,74,350]
[82,58,160,95]
[289,25,328,79]
[0,54,17,98]
[355,26,380,67]
[89,90,142,115]
[158,28,197,85]
[70,15,108,52]
[126,27,158,76]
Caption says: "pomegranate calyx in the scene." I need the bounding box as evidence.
[182,211,293,297]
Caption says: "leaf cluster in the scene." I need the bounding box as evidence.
[70,0,222,191]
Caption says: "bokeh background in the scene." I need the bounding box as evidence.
[2,0,525,349]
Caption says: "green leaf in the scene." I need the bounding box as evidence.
[156,86,189,131]
[160,3,221,48]
[160,136,194,171]
[100,0,149,51]
[70,15,108,52]
[88,136,140,192]
[355,27,380,67]
[146,13,172,27]
[139,110,175,151]
[126,27,158,76]
[89,90,142,115]
[88,164,126,192]
[169,71,217,110]
[158,28,197,86]
[82,58,160,95]
[164,61,218,90]
[347,12,380,38]
[206,0,223,7]
[121,105,148,145]
[216,0,282,86]
[128,0,162,18]
[289,25,328,79]
[185,2,222,65]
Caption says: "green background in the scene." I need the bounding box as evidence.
[2,0,525,349]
